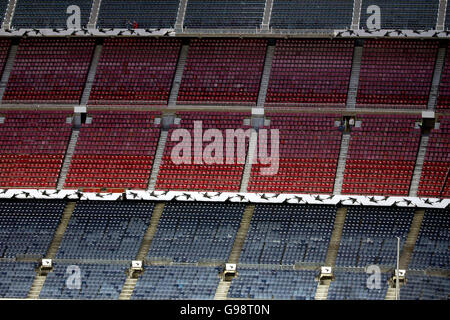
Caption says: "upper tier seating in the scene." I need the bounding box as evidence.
[356,40,438,109]
[97,0,180,29]
[0,262,37,298]
[3,38,95,104]
[0,0,8,23]
[270,0,353,29]
[239,205,336,265]
[184,0,265,29]
[55,202,155,260]
[65,111,161,190]
[265,39,354,107]
[155,111,250,192]
[0,111,72,188]
[248,113,341,194]
[11,0,92,29]
[147,202,245,263]
[228,269,317,300]
[335,207,414,267]
[132,266,220,300]
[409,209,449,270]
[360,0,439,30]
[0,201,65,258]
[400,274,450,300]
[327,271,389,300]
[418,116,450,198]
[342,114,421,196]
[88,38,181,105]
[436,45,450,112]
[177,39,266,105]
[39,263,128,300]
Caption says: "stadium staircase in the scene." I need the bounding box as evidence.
[385,209,425,300]
[261,0,274,30]
[27,202,77,299]
[409,136,429,197]
[213,204,255,300]
[351,0,362,30]
[175,0,188,31]
[147,131,168,190]
[333,133,350,195]
[2,0,17,30]
[228,204,255,264]
[0,44,17,101]
[118,202,165,300]
[80,44,103,105]
[437,0,448,31]
[346,46,363,110]
[87,0,102,29]
[257,45,275,107]
[315,207,348,300]
[57,130,80,190]
[239,129,258,192]
[168,45,189,106]
[427,46,446,110]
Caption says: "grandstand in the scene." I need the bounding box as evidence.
[0,0,448,303]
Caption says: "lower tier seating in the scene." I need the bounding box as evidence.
[400,274,450,300]
[327,271,389,300]
[228,269,317,300]
[239,205,336,265]
[132,266,220,300]
[39,263,128,300]
[147,202,245,263]
[0,262,37,299]
[55,202,155,260]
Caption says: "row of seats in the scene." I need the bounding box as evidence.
[418,116,450,197]
[335,207,415,267]
[65,111,161,190]
[239,205,336,265]
[328,271,389,300]
[248,113,341,194]
[0,111,72,188]
[342,114,421,196]
[155,111,250,192]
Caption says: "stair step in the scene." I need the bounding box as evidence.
[80,44,103,105]
[346,46,363,109]
[409,136,429,197]
[57,130,80,190]
[240,129,258,192]
[333,134,350,195]
[257,45,275,107]
[148,131,168,190]
[228,204,255,264]
[168,45,189,106]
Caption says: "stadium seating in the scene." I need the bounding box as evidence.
[270,0,353,29]
[436,46,450,112]
[418,116,450,198]
[40,263,128,299]
[11,0,92,29]
[88,38,181,105]
[184,0,265,29]
[239,205,336,265]
[65,111,161,190]
[155,111,250,192]
[55,202,155,260]
[400,274,450,300]
[248,113,341,194]
[3,38,95,104]
[132,265,220,300]
[0,262,37,298]
[0,39,11,77]
[0,201,65,258]
[0,0,8,23]
[335,207,414,267]
[360,0,439,30]
[265,39,353,107]
[342,114,421,196]
[356,40,438,109]
[147,202,245,263]
[177,39,266,105]
[409,209,449,270]
[97,0,180,29]
[0,111,72,189]
[228,269,317,300]
[327,271,389,300]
